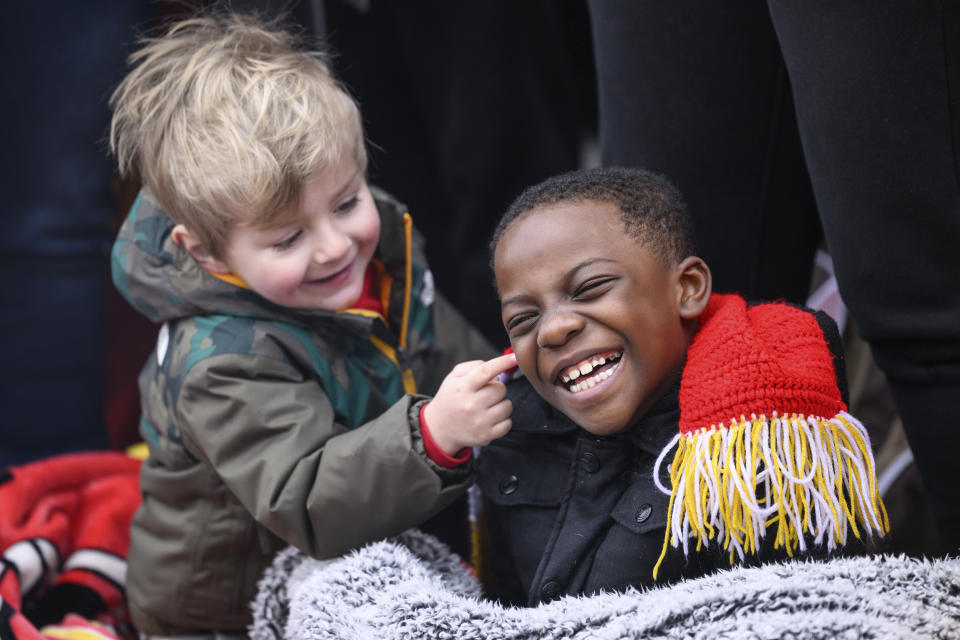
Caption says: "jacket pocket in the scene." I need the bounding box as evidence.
[476,436,567,507]
[609,475,671,535]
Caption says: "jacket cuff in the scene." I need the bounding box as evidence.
[419,403,471,469]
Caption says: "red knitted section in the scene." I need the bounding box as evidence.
[678,294,845,434]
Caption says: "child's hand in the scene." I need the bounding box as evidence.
[423,353,518,457]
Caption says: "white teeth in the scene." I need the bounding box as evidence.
[563,359,621,394]
[558,351,623,391]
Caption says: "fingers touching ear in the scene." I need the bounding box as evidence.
[676,256,712,319]
[171,224,231,274]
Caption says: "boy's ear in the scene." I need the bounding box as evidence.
[676,256,712,319]
[171,224,231,274]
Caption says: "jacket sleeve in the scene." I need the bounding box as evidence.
[174,353,474,560]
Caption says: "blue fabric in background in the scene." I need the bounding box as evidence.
[0,2,152,465]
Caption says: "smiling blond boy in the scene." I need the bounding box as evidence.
[109,14,513,636]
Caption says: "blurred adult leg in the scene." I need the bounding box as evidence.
[588,0,822,302]
[325,0,596,346]
[0,3,151,465]
[769,0,960,553]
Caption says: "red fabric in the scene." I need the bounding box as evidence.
[0,452,141,638]
[0,453,140,550]
[1,566,23,611]
[53,570,125,620]
[39,614,123,639]
[499,346,518,379]
[5,609,47,640]
[349,264,384,315]
[679,294,845,433]
[419,404,471,469]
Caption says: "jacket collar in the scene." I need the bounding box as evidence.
[625,382,680,456]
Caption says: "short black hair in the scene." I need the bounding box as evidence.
[490,166,696,268]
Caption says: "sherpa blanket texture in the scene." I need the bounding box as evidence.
[249,529,960,640]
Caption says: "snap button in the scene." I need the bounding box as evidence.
[499,475,519,495]
[541,580,561,600]
[580,451,600,473]
[635,503,653,523]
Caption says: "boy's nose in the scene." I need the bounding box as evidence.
[313,229,351,264]
[537,309,583,348]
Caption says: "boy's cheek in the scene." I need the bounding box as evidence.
[510,342,538,382]
[255,266,307,301]
[353,202,381,251]
[359,219,381,250]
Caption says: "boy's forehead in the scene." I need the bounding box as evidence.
[496,202,640,265]
[494,201,664,287]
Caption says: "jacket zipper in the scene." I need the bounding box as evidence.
[343,212,417,394]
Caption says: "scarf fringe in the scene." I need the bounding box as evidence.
[652,411,889,579]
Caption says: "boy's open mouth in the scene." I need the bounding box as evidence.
[308,262,351,285]
[557,350,623,393]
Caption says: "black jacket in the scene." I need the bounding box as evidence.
[477,301,868,607]
[477,377,720,606]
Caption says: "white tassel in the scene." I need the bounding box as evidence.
[653,413,889,580]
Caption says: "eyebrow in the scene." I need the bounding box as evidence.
[500,257,616,307]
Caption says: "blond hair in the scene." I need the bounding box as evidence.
[109,13,367,258]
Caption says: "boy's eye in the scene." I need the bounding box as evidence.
[335,195,359,213]
[573,277,614,300]
[505,312,537,333]
[272,230,302,250]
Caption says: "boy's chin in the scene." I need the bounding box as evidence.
[312,278,365,312]
[552,403,632,436]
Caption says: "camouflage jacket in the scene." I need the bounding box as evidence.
[111,186,494,635]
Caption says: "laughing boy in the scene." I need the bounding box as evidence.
[478,166,888,605]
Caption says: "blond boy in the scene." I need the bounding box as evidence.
[110,14,513,636]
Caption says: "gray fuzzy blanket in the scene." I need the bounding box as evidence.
[249,530,960,640]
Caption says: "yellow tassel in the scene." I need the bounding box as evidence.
[653,412,889,579]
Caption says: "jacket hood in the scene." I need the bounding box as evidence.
[111,186,415,328]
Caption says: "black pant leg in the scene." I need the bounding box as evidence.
[769,0,960,553]
[326,1,595,346]
[587,0,821,302]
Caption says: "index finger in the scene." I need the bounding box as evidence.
[465,353,518,389]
